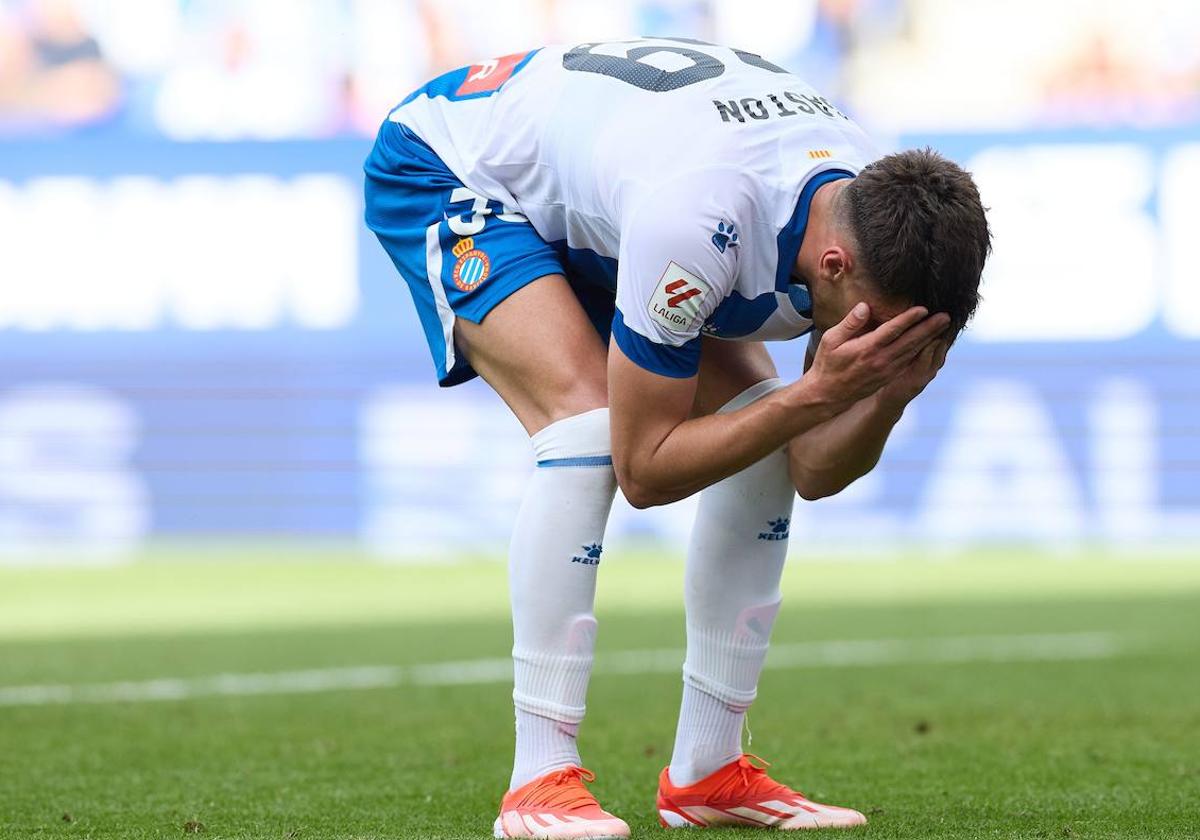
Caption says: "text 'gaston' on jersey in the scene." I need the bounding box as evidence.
[388,38,881,378]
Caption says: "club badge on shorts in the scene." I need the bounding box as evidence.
[451,237,491,292]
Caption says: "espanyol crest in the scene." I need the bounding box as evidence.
[451,237,491,292]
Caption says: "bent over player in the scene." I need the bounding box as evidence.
[365,38,990,837]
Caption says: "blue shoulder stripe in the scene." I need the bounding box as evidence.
[611,309,701,379]
[537,455,614,468]
[775,169,855,291]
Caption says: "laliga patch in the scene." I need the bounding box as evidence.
[648,262,711,333]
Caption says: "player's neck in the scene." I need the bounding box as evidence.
[792,179,848,285]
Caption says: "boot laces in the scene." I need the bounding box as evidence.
[528,766,600,812]
[718,754,799,800]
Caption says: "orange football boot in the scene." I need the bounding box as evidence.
[657,754,867,830]
[494,766,630,839]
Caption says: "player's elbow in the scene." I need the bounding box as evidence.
[624,491,659,510]
[795,484,834,502]
[614,460,672,509]
[793,477,831,502]
[791,468,848,502]
[789,446,877,501]
[618,476,671,509]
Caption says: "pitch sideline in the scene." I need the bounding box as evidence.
[0,631,1123,708]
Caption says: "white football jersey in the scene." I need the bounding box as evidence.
[388,38,881,376]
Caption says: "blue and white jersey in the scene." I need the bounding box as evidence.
[387,38,880,377]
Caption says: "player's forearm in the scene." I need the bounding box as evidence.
[786,391,905,501]
[613,377,845,508]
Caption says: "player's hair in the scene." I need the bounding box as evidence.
[841,148,991,338]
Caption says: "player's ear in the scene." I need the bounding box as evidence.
[819,246,851,285]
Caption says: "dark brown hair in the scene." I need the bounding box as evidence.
[841,148,991,337]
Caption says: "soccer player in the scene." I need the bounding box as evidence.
[365,38,990,836]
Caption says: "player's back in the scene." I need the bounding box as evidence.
[388,38,879,258]
[376,38,884,377]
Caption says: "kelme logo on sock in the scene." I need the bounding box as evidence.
[570,543,603,565]
[757,517,790,541]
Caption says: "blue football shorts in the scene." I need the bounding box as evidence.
[364,120,615,386]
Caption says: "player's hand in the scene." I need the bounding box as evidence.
[805,302,949,409]
[876,336,950,410]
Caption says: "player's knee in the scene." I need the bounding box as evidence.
[546,377,608,426]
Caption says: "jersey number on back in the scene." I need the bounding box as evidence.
[562,38,786,93]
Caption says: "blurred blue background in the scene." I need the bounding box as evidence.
[1,0,1198,561]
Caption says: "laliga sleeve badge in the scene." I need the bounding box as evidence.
[452,237,491,291]
[648,261,711,333]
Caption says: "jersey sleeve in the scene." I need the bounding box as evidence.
[613,168,754,378]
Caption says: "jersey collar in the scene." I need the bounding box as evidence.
[775,168,855,293]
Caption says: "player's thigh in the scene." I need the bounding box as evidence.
[363,121,606,436]
[692,338,779,417]
[455,274,609,435]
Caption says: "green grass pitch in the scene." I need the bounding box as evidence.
[1,550,1198,839]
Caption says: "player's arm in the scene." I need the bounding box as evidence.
[785,326,950,500]
[607,170,947,507]
[609,303,947,508]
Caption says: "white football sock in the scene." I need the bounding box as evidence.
[669,379,795,787]
[670,682,746,786]
[509,408,616,790]
[512,710,582,789]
